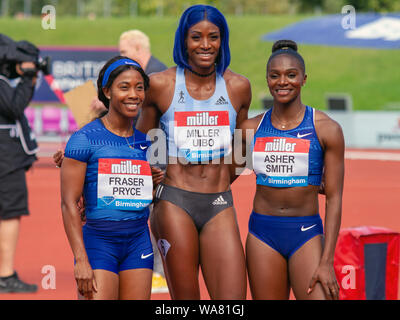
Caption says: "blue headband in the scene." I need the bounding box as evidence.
[101,58,141,87]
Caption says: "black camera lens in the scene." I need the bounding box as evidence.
[37,56,51,75]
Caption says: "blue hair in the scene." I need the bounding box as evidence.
[173,5,230,75]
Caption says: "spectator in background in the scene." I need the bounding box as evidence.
[90,29,167,116]
[0,60,39,293]
[119,29,167,76]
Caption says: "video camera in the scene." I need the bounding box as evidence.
[0,33,51,79]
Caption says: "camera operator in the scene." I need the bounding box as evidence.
[0,59,39,293]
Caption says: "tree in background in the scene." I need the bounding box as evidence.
[1,0,399,17]
[346,0,400,11]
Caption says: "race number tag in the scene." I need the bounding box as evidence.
[173,110,231,161]
[97,158,153,211]
[253,137,310,187]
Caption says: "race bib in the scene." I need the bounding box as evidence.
[253,137,310,187]
[97,158,153,211]
[173,110,232,162]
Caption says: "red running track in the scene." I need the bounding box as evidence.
[1,149,399,300]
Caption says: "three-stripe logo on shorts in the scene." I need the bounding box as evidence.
[155,184,164,199]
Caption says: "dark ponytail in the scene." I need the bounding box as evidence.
[267,39,305,73]
[272,39,298,53]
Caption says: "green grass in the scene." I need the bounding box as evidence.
[1,15,399,111]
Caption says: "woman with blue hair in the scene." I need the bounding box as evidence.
[137,4,251,299]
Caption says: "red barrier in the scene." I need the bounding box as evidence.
[334,226,400,300]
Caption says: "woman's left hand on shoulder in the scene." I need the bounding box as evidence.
[151,166,165,187]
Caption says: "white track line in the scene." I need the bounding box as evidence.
[345,151,400,161]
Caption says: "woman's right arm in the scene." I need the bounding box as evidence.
[60,157,97,299]
[229,115,261,184]
[136,73,164,134]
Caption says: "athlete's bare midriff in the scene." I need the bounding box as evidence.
[163,159,231,193]
[253,185,320,217]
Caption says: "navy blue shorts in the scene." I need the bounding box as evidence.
[248,211,323,260]
[82,217,154,274]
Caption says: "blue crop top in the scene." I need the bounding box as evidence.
[64,118,153,221]
[252,106,324,187]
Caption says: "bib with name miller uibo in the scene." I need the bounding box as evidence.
[160,67,237,163]
[173,110,232,162]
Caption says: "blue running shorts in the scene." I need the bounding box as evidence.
[248,211,323,260]
[82,217,154,274]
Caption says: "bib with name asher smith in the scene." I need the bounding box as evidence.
[253,136,310,187]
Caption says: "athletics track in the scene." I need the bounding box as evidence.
[1,145,399,300]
